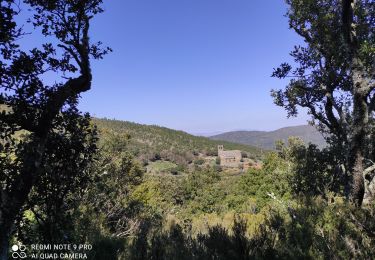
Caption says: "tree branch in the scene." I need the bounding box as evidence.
[36,8,92,138]
[36,74,91,137]
[57,44,82,68]
[325,92,342,132]
[308,103,333,132]
[342,0,356,47]
[363,164,375,179]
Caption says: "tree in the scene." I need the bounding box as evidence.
[272,0,374,206]
[276,137,343,197]
[0,0,110,258]
[82,152,146,239]
[16,110,98,245]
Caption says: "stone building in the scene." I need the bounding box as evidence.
[218,145,242,167]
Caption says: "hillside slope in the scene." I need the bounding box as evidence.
[93,118,264,166]
[210,125,326,150]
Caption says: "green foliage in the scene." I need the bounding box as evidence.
[272,0,375,205]
[4,1,375,259]
[290,144,342,196]
[277,137,344,197]
[13,117,375,259]
[94,118,263,169]
[215,157,221,165]
[13,108,98,245]
[16,117,375,259]
[193,158,205,166]
[125,216,275,260]
[237,152,292,210]
[77,144,156,240]
[0,0,110,254]
[182,170,221,201]
[123,201,375,260]
[147,161,178,174]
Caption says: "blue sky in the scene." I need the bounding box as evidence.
[20,0,310,134]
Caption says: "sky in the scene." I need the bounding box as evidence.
[18,0,311,134]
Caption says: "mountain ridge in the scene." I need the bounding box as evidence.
[209,125,326,150]
[93,118,265,166]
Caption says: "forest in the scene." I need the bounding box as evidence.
[0,0,374,259]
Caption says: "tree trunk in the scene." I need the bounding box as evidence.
[0,189,32,260]
[348,82,369,207]
[0,63,91,257]
[0,225,10,260]
[341,0,372,207]
[0,189,33,260]
[0,140,46,259]
[350,151,365,207]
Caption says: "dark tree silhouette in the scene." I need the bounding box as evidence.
[272,0,375,207]
[0,0,110,258]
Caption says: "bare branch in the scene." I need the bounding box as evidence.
[57,44,82,68]
[363,164,375,179]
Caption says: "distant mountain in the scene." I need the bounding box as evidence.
[210,125,326,150]
[93,118,264,165]
[192,129,256,137]
[191,131,225,137]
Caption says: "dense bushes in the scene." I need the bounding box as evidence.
[119,137,375,259]
[122,201,375,260]
[126,217,275,260]
[13,127,375,259]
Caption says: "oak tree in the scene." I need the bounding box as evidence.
[272,0,374,207]
[0,0,110,257]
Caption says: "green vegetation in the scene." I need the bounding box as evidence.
[147,161,178,174]
[0,0,110,257]
[271,0,374,207]
[1,0,375,259]
[12,125,375,259]
[94,118,264,171]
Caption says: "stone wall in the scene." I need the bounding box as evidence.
[218,145,242,168]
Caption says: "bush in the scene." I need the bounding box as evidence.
[124,201,375,260]
[215,157,221,165]
[194,159,205,166]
